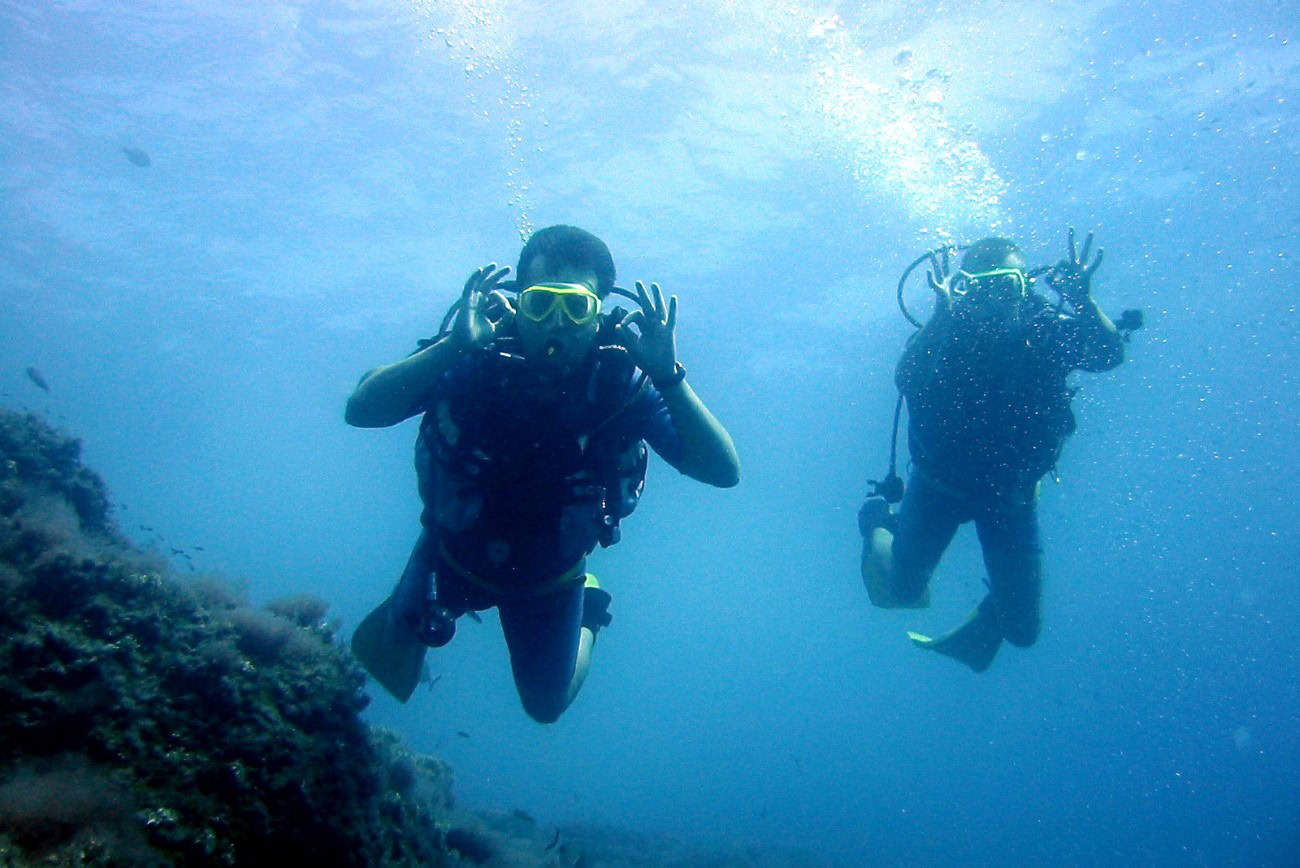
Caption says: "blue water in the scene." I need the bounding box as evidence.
[3,1,1297,864]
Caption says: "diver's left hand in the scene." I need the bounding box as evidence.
[1054,228,1104,305]
[613,280,678,383]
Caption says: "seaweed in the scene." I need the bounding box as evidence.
[0,410,453,867]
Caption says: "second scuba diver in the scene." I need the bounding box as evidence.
[346,225,740,722]
[860,229,1135,672]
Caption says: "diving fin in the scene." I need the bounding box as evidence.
[350,532,437,703]
[351,594,428,703]
[907,596,1002,673]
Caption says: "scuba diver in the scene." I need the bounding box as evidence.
[860,229,1139,672]
[346,225,740,722]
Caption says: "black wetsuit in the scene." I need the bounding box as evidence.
[403,339,682,708]
[884,293,1123,643]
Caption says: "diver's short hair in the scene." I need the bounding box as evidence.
[517,225,616,297]
[960,237,1024,273]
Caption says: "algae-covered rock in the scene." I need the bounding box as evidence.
[0,412,113,538]
[0,410,453,867]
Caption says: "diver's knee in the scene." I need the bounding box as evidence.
[888,582,928,607]
[519,690,569,724]
[887,563,930,604]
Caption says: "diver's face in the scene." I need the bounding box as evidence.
[515,255,603,371]
[958,251,1029,325]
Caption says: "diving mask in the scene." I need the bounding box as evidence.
[517,283,602,326]
[953,267,1028,301]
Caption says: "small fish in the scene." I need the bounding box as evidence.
[456,730,470,739]
[25,366,49,392]
[466,610,482,623]
[122,147,151,167]
[192,545,204,551]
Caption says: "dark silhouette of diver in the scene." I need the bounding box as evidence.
[860,229,1134,671]
[347,225,740,721]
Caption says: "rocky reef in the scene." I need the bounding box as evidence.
[0,408,826,868]
[0,408,458,866]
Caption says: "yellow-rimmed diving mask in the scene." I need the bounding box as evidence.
[517,283,602,325]
[954,267,1028,300]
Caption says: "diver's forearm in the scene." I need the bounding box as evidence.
[660,381,741,488]
[1074,297,1124,371]
[346,336,460,428]
[1076,296,1117,331]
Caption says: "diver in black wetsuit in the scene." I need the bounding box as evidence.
[860,230,1127,671]
[347,225,740,721]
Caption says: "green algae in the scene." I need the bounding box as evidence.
[0,410,453,867]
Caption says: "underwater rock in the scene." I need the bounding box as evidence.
[0,411,113,536]
[0,409,453,866]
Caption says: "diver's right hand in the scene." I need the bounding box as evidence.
[453,263,514,350]
[1053,228,1104,307]
[927,247,956,310]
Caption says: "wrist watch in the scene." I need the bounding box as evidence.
[652,361,687,390]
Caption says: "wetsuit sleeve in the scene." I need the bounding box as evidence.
[405,337,462,412]
[629,381,685,467]
[1039,312,1123,373]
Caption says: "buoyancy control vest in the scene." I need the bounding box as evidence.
[897,297,1078,499]
[414,326,649,572]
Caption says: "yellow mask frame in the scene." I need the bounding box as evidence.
[517,283,602,325]
[953,267,1028,299]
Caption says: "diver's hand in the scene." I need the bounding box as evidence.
[613,280,678,382]
[927,247,956,310]
[1054,228,1104,306]
[453,263,514,350]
